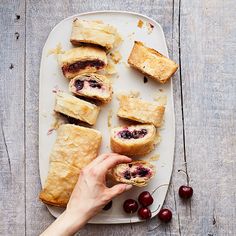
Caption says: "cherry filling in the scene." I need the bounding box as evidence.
[74,79,102,91]
[63,60,105,74]
[123,166,151,180]
[118,129,148,139]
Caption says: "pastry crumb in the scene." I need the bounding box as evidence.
[153,91,167,105]
[146,22,154,34]
[107,109,113,128]
[51,112,68,130]
[105,60,117,75]
[127,32,135,38]
[149,154,160,161]
[116,90,140,100]
[137,19,144,28]
[47,43,65,56]
[109,50,122,64]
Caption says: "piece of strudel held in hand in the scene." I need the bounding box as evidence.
[111,161,155,187]
[39,124,102,207]
[128,41,178,84]
[110,124,156,156]
[70,18,122,50]
[69,73,112,103]
[117,95,165,127]
[58,46,107,79]
[54,91,100,125]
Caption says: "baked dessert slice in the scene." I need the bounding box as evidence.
[58,46,107,79]
[110,124,156,156]
[69,73,112,103]
[54,91,100,125]
[70,18,122,50]
[111,161,155,187]
[117,95,165,127]
[39,124,102,206]
[128,41,178,84]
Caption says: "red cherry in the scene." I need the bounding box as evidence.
[138,207,152,220]
[138,191,154,207]
[158,208,172,223]
[123,199,138,213]
[179,185,193,199]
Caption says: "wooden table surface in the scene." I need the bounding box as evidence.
[0,0,235,235]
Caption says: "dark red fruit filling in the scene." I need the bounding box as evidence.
[138,207,152,219]
[138,191,154,207]
[123,166,150,180]
[63,60,105,74]
[123,199,138,213]
[74,79,102,91]
[118,129,148,139]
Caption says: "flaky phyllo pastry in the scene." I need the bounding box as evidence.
[39,124,102,207]
[117,95,165,127]
[70,18,122,50]
[69,73,112,103]
[111,161,155,187]
[110,124,156,156]
[128,41,178,84]
[54,91,100,125]
[58,46,107,79]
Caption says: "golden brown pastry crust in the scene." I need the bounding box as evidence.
[58,46,107,79]
[69,73,112,103]
[117,95,165,127]
[111,161,155,187]
[128,41,178,84]
[110,124,156,156]
[70,18,122,50]
[54,91,100,125]
[39,124,102,207]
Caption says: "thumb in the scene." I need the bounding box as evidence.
[108,184,133,198]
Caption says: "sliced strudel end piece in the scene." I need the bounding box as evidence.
[54,91,100,125]
[39,124,102,206]
[58,46,107,79]
[70,18,122,50]
[111,161,155,187]
[69,73,112,103]
[110,124,156,156]
[128,41,178,84]
[117,95,165,127]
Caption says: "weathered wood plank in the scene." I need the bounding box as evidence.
[0,1,26,235]
[25,0,182,235]
[177,0,236,235]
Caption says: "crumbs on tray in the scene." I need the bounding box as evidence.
[47,43,65,56]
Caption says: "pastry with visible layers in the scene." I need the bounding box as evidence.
[117,95,165,127]
[54,91,100,125]
[128,41,178,84]
[69,73,112,103]
[70,18,122,50]
[58,46,107,79]
[39,124,102,206]
[110,124,156,156]
[111,161,155,187]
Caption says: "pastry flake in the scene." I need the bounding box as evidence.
[70,18,122,50]
[117,95,165,127]
[128,41,178,84]
[39,124,102,206]
[58,46,107,79]
[54,91,100,125]
[110,124,156,156]
[69,73,112,103]
[111,161,155,187]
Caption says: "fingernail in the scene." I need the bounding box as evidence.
[125,184,133,191]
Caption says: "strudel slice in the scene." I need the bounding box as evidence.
[69,73,112,103]
[39,124,102,206]
[58,46,107,79]
[110,124,156,156]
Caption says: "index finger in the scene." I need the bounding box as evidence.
[97,154,132,175]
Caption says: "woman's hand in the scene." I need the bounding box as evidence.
[41,153,132,236]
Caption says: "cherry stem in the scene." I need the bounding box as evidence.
[151,184,169,195]
[178,169,190,186]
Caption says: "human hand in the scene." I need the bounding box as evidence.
[41,153,132,236]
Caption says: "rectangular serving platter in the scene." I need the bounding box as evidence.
[39,10,175,224]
